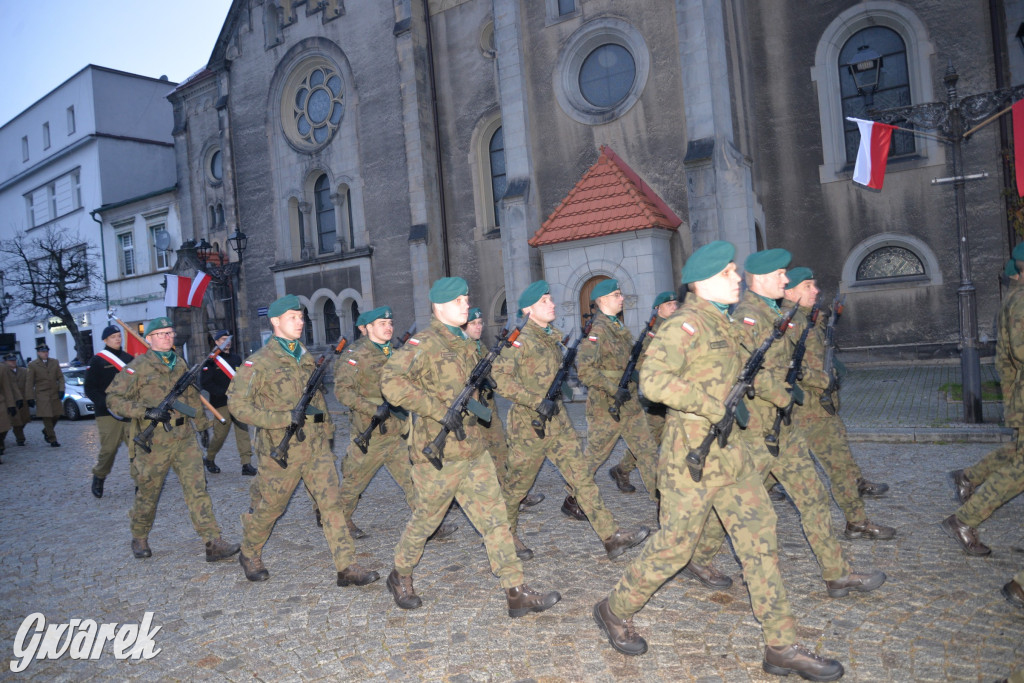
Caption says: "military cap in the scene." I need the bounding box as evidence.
[1005,259,1019,278]
[362,306,393,325]
[745,248,792,275]
[268,294,302,318]
[681,240,735,284]
[652,290,676,307]
[590,279,619,301]
[101,324,120,340]
[1013,242,1024,262]
[784,267,814,289]
[143,317,174,336]
[518,280,549,312]
[467,307,483,322]
[3,353,16,361]
[211,329,230,342]
[429,277,468,304]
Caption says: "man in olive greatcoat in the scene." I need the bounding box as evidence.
[26,342,64,447]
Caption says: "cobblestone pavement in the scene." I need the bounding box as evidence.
[1,386,1022,681]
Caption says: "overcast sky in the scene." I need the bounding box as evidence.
[0,0,234,126]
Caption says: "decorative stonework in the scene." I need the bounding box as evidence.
[280,57,345,152]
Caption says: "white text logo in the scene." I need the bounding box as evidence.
[11,612,162,672]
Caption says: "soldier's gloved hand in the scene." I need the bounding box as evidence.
[441,409,464,437]
[7,406,16,417]
[16,400,23,409]
[613,386,631,405]
[144,407,171,423]
[290,405,307,428]
[789,384,805,406]
[734,399,750,429]
[26,399,35,408]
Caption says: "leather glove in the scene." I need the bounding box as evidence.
[789,384,805,406]
[613,386,631,406]
[26,399,35,408]
[290,405,307,429]
[7,406,15,417]
[16,400,23,409]
[144,407,171,423]
[734,399,749,429]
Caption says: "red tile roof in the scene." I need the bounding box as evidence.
[529,146,681,247]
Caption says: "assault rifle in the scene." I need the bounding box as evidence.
[819,294,845,416]
[422,313,530,470]
[765,299,821,456]
[269,336,348,468]
[392,322,417,349]
[133,337,231,454]
[609,310,659,422]
[685,304,798,482]
[353,401,399,453]
[531,313,594,438]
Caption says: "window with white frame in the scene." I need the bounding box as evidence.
[117,231,136,277]
[22,169,83,227]
[150,223,170,270]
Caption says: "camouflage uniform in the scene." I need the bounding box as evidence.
[617,316,668,476]
[107,351,223,543]
[491,320,619,540]
[26,357,64,444]
[690,293,851,581]
[381,317,524,589]
[334,340,415,522]
[607,296,797,647]
[473,339,512,487]
[228,338,358,572]
[7,364,29,443]
[576,314,659,499]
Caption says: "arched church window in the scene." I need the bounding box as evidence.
[323,299,341,342]
[489,127,506,227]
[303,309,314,346]
[856,245,924,281]
[315,175,336,253]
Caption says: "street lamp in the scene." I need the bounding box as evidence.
[865,61,1024,423]
[0,270,11,335]
[843,45,882,107]
[196,231,248,350]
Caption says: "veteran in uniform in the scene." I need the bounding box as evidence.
[200,330,255,476]
[780,268,895,539]
[5,354,29,446]
[84,324,134,498]
[492,280,649,561]
[610,290,678,493]
[229,295,379,587]
[593,241,845,680]
[0,355,17,460]
[106,316,239,562]
[380,277,561,617]
[26,342,64,447]
[574,279,660,515]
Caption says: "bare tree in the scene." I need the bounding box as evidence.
[0,226,103,362]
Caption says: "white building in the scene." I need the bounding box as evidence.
[0,66,179,362]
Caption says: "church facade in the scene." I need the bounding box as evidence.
[169,0,1019,357]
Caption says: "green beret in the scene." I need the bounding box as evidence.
[590,279,619,301]
[652,290,676,307]
[1005,258,1019,278]
[355,311,370,327]
[1013,243,1024,262]
[681,241,735,284]
[467,307,483,321]
[361,306,393,325]
[268,294,302,318]
[784,267,815,289]
[429,277,469,304]
[745,248,792,275]
[144,316,174,336]
[518,280,549,312]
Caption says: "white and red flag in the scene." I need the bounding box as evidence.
[213,354,236,379]
[848,117,896,190]
[164,272,212,308]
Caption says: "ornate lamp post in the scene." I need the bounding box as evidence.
[863,61,1024,423]
[196,230,248,350]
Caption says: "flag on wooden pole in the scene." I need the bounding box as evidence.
[847,117,896,190]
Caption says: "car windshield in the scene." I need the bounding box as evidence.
[64,370,86,386]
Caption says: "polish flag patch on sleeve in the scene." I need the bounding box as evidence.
[588,335,598,342]
[244,360,254,367]
[347,358,358,366]
[511,340,521,348]
[125,367,135,374]
[647,331,656,338]
[787,322,795,329]
[681,322,696,336]
[407,338,420,346]
[743,317,756,326]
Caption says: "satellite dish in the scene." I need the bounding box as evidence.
[155,231,171,251]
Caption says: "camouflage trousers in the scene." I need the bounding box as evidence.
[338,431,414,522]
[241,446,355,571]
[583,400,659,501]
[395,451,524,589]
[965,440,1018,486]
[787,408,866,525]
[92,415,128,479]
[617,405,665,477]
[691,433,850,581]
[957,430,1024,528]
[480,417,510,489]
[129,433,222,542]
[206,404,252,465]
[502,416,618,541]
[607,471,797,647]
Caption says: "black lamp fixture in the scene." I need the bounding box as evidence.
[194,238,213,261]
[227,229,248,259]
[844,44,883,107]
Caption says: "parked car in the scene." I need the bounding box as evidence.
[61,366,95,420]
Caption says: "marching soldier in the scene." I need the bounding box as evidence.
[610,290,678,493]
[106,316,239,562]
[380,277,561,617]
[491,280,649,561]
[4,354,28,447]
[0,355,17,461]
[26,342,64,447]
[593,241,845,680]
[334,305,457,541]
[575,279,660,516]
[780,268,895,538]
[200,330,255,476]
[229,295,379,587]
[84,324,134,498]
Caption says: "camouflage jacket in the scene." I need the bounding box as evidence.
[492,320,573,437]
[334,340,405,437]
[107,351,213,456]
[639,296,757,487]
[227,339,335,459]
[26,358,64,418]
[996,282,1024,427]
[731,292,796,435]
[576,313,642,416]
[791,305,831,394]
[380,317,486,464]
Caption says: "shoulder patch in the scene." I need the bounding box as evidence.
[743,317,756,326]
[511,340,521,348]
[588,335,598,342]
[407,338,420,346]
[787,322,795,329]
[244,360,254,367]
[681,322,696,336]
[647,331,656,338]
[347,358,358,366]
[125,367,135,374]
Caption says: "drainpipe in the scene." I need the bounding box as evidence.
[89,209,111,312]
[422,0,451,276]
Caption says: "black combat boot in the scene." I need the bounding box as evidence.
[593,598,647,655]
[506,584,561,618]
[337,564,379,586]
[428,522,458,541]
[856,478,888,498]
[603,527,650,560]
[239,552,270,581]
[347,519,367,539]
[609,465,636,493]
[560,495,587,521]
[131,537,152,559]
[843,520,896,540]
[241,464,257,476]
[91,476,104,499]
[387,569,422,609]
[203,458,220,474]
[950,469,975,503]
[763,644,844,681]
[518,491,545,510]
[206,537,241,562]
[512,534,534,561]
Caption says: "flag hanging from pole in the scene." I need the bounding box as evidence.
[1013,100,1024,198]
[113,317,150,356]
[164,272,212,308]
[847,117,896,190]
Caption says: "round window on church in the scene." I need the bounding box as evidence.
[281,58,345,152]
[579,44,635,108]
[856,245,925,281]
